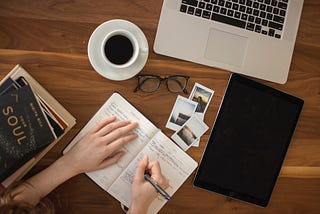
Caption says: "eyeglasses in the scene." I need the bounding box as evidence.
[134,75,190,94]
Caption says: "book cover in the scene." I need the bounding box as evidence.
[15,76,64,137]
[0,77,18,96]
[0,84,56,182]
[0,64,76,187]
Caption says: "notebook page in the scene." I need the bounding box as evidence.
[63,93,158,190]
[108,131,198,213]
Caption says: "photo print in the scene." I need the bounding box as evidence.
[171,115,209,151]
[166,95,198,131]
[189,83,214,147]
[189,83,214,115]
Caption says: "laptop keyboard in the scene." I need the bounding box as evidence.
[179,0,288,39]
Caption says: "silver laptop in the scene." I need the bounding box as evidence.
[154,0,304,84]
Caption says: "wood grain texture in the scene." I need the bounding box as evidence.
[0,0,319,213]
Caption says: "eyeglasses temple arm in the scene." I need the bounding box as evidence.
[170,78,188,94]
[133,85,140,92]
[133,77,152,92]
[183,88,188,94]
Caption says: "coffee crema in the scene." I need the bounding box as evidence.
[104,35,134,65]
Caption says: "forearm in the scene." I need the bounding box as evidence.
[28,155,78,198]
[16,155,79,205]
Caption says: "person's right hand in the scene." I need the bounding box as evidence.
[129,155,169,214]
[63,115,138,175]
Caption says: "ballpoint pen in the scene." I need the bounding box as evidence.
[144,173,172,200]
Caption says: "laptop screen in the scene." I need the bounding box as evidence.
[194,73,304,207]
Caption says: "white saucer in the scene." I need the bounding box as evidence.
[88,19,149,81]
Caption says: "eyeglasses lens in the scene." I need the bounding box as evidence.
[139,76,160,92]
[167,76,187,92]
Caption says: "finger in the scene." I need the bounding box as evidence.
[98,151,125,169]
[148,161,162,177]
[91,116,116,133]
[97,120,132,137]
[106,133,138,152]
[148,161,169,189]
[102,122,138,143]
[134,155,149,182]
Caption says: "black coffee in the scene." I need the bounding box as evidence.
[104,35,134,65]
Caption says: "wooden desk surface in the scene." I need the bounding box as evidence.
[0,0,319,213]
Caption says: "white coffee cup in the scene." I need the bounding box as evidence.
[88,19,149,80]
[101,29,140,69]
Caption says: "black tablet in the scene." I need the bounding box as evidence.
[194,74,304,207]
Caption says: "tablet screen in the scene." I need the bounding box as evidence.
[194,74,304,207]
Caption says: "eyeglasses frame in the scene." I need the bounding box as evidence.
[134,74,190,94]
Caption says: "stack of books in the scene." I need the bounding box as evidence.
[0,65,76,192]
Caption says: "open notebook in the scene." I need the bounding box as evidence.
[64,92,198,213]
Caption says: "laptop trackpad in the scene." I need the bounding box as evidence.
[205,28,248,68]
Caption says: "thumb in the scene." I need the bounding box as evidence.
[98,151,125,170]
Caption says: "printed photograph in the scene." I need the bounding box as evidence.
[171,115,209,151]
[166,95,198,131]
[189,83,214,114]
[177,125,197,146]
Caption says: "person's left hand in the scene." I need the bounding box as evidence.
[2,116,138,207]
[63,116,138,175]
